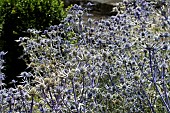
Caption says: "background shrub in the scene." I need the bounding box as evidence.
[0,0,67,86]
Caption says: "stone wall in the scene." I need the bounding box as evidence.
[64,0,122,15]
[64,0,87,7]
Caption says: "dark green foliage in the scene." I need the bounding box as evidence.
[1,0,66,31]
[0,0,67,86]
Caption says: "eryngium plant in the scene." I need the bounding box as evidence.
[0,51,6,89]
[1,0,170,112]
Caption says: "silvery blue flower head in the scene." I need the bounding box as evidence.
[72,4,79,10]
[65,14,73,22]
[18,72,32,79]
[66,26,73,32]
[77,10,84,17]
[58,24,64,30]
[86,2,95,7]
[49,25,56,30]
[162,44,169,50]
[163,32,170,37]
[122,37,128,42]
[105,20,110,26]
[124,43,131,49]
[9,79,17,84]
[43,30,48,34]
[86,13,94,17]
[87,18,93,24]
[0,51,7,59]
[0,73,5,81]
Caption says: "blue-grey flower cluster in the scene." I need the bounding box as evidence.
[1,0,170,112]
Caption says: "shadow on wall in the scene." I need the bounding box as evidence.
[64,0,86,7]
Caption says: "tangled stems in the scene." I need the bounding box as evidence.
[162,66,170,108]
[147,47,170,112]
[30,95,34,113]
[140,82,156,113]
